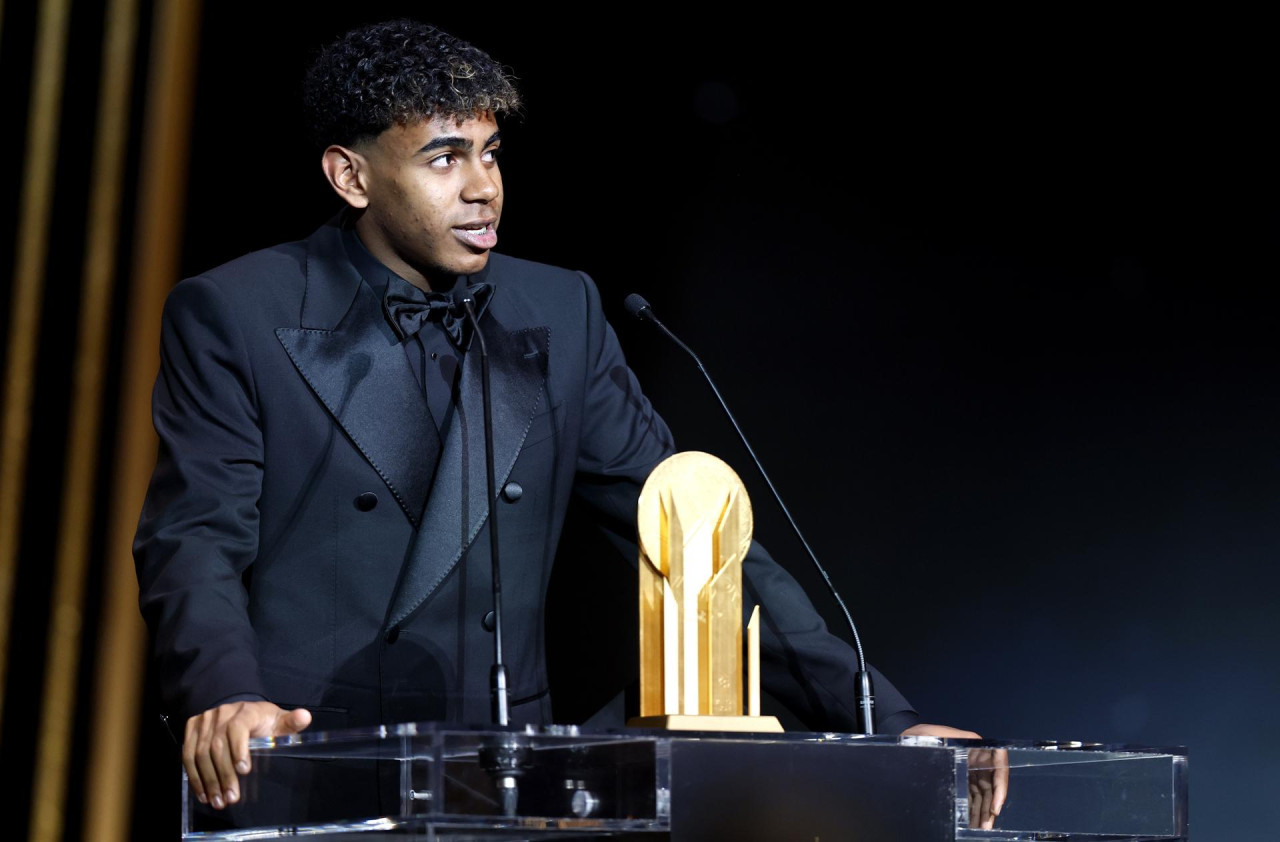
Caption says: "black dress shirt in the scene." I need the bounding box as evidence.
[342,227,490,437]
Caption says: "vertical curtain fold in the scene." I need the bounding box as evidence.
[0,0,72,751]
[26,0,140,839]
[82,2,202,839]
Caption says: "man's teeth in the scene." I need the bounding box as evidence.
[462,225,488,232]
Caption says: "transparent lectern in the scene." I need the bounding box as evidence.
[182,722,1188,840]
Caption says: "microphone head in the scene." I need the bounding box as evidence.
[624,293,652,320]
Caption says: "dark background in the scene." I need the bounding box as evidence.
[187,6,1280,838]
[174,7,1279,836]
[3,4,1276,838]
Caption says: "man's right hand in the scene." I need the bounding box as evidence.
[183,701,312,810]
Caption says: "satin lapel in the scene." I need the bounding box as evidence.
[385,320,550,630]
[275,232,436,526]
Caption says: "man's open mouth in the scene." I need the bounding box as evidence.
[454,221,497,250]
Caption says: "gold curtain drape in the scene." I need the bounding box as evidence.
[0,1,202,839]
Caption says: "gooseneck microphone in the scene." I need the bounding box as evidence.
[460,297,529,817]
[460,297,508,728]
[624,293,877,735]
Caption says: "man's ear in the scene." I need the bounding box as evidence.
[320,144,370,208]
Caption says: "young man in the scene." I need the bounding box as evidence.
[134,19,1004,827]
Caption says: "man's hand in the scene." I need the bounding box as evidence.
[183,701,312,810]
[901,723,1009,830]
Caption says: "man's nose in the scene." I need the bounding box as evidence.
[462,162,500,202]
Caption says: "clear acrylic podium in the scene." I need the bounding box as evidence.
[182,722,1188,840]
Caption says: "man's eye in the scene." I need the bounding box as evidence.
[429,153,456,168]
[482,147,502,163]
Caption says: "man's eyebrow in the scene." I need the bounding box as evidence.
[416,131,502,155]
[418,135,472,155]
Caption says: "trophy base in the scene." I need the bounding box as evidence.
[627,714,784,733]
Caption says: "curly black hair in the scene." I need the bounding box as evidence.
[303,19,522,149]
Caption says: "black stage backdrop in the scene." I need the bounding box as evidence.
[142,6,1276,838]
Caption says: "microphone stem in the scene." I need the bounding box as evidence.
[462,298,508,727]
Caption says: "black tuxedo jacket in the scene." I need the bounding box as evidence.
[134,218,919,735]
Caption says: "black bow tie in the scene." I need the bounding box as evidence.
[383,280,493,348]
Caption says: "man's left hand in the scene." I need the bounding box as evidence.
[901,723,1009,830]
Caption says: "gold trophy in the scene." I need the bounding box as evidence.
[628,451,782,732]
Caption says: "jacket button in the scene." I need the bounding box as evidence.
[355,491,378,511]
[501,481,523,502]
[481,611,496,632]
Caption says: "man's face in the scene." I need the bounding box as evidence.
[353,111,503,285]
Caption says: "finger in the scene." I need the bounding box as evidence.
[227,715,252,778]
[193,725,225,810]
[182,718,207,805]
[977,775,996,826]
[979,781,995,830]
[992,748,1010,816]
[275,707,312,735]
[976,754,1002,830]
[968,779,984,829]
[208,718,241,808]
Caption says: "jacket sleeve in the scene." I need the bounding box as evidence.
[566,272,919,734]
[134,276,268,720]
